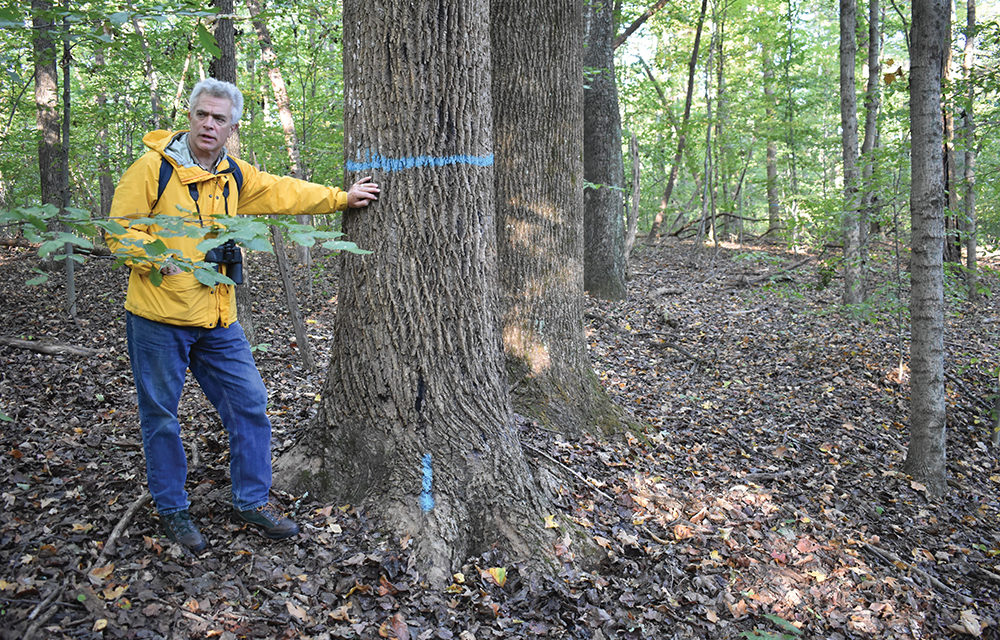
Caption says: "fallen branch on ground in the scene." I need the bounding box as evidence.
[0,336,104,357]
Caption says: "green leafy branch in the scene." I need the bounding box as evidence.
[0,204,369,287]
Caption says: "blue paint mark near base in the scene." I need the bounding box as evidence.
[419,453,435,512]
[347,150,494,173]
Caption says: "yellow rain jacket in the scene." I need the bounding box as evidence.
[108,130,349,329]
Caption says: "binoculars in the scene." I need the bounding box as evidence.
[204,239,243,285]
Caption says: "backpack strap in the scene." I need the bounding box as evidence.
[150,156,173,212]
[149,155,243,213]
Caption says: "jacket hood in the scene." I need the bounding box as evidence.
[141,130,231,185]
[142,129,183,154]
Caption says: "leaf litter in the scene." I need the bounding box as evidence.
[1,237,999,639]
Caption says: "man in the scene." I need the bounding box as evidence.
[108,78,379,552]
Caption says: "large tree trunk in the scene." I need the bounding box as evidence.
[582,0,626,300]
[32,0,59,210]
[963,0,978,301]
[647,0,708,241]
[493,0,620,434]
[840,0,864,304]
[906,0,948,499]
[248,0,313,267]
[275,0,551,584]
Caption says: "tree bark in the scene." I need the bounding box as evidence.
[276,0,551,584]
[208,0,237,87]
[963,0,978,300]
[495,0,620,433]
[906,0,948,499]
[647,0,708,241]
[32,0,59,209]
[582,0,627,300]
[840,0,864,304]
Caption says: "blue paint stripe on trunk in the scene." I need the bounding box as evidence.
[419,453,435,512]
[347,152,494,173]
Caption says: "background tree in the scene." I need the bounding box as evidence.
[31,0,59,210]
[963,0,978,300]
[582,0,627,300]
[491,0,620,435]
[645,0,708,241]
[274,0,552,582]
[840,0,864,304]
[906,0,949,498]
[762,42,782,236]
[859,0,881,252]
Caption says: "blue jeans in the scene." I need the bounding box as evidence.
[126,312,272,514]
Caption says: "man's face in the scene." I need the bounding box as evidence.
[187,94,236,161]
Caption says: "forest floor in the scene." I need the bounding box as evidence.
[1,236,999,640]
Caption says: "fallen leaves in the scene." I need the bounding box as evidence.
[2,241,1000,639]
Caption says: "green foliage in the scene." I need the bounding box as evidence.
[0,203,367,286]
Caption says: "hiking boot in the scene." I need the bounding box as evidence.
[160,510,207,552]
[234,502,300,539]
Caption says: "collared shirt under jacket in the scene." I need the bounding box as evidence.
[108,129,349,329]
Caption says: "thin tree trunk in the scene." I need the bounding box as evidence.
[647,0,708,241]
[713,6,730,241]
[277,0,551,584]
[963,0,978,300]
[762,44,781,236]
[60,2,75,321]
[32,0,59,210]
[784,2,800,198]
[246,0,317,364]
[906,0,948,499]
[625,133,640,259]
[613,0,669,49]
[860,0,881,254]
[698,28,714,247]
[942,0,961,265]
[171,37,193,122]
[840,0,864,304]
[206,0,257,347]
[128,6,162,128]
[248,0,313,267]
[94,24,114,218]
[270,226,314,369]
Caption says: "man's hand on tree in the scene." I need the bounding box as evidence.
[346,176,380,208]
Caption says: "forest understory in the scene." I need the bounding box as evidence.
[1,237,999,640]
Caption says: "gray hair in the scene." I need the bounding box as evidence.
[188,78,244,124]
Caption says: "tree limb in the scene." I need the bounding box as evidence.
[0,336,104,357]
[614,0,670,49]
[100,491,152,560]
